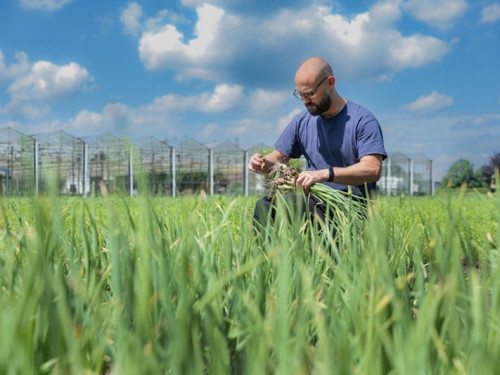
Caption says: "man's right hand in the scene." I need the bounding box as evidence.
[248,153,266,173]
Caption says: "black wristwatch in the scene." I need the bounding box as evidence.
[328,166,335,182]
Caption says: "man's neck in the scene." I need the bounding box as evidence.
[321,97,347,118]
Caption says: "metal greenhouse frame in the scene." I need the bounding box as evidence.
[174,138,210,196]
[83,133,130,195]
[0,127,35,196]
[245,143,271,196]
[410,153,433,195]
[380,152,433,196]
[212,141,245,195]
[32,130,85,195]
[135,136,173,196]
[0,126,435,197]
[380,152,411,196]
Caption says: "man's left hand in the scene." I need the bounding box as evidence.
[296,169,328,193]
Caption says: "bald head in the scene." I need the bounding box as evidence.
[294,57,346,118]
[295,57,333,85]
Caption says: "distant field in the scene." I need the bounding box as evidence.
[0,192,498,374]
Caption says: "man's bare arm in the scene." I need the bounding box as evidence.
[330,154,383,185]
[296,154,383,192]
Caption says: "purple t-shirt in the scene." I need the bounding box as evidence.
[274,100,387,195]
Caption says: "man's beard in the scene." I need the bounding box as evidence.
[306,95,332,116]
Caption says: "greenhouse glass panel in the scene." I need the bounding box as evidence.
[212,141,245,195]
[83,134,130,195]
[380,152,411,195]
[174,138,209,195]
[246,143,271,195]
[136,136,173,196]
[411,153,433,195]
[32,130,85,195]
[0,127,35,196]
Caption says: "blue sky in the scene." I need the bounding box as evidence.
[0,0,499,180]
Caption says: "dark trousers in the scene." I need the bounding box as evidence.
[252,192,367,248]
[252,193,330,235]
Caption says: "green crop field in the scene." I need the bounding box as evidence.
[0,189,499,374]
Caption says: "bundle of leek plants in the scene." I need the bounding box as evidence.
[266,162,369,243]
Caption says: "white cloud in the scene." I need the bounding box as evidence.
[389,34,450,70]
[146,84,243,113]
[139,4,224,70]
[53,83,248,138]
[58,85,281,144]
[1,101,51,118]
[199,122,222,139]
[70,109,103,132]
[18,0,73,11]
[120,2,143,36]
[248,89,289,114]
[130,2,452,84]
[4,60,93,118]
[139,25,185,69]
[200,84,244,112]
[66,104,145,137]
[480,3,500,23]
[217,117,280,146]
[324,12,370,46]
[7,61,93,101]
[64,101,189,140]
[370,0,402,23]
[402,0,467,30]
[0,51,30,81]
[143,10,171,31]
[400,91,453,112]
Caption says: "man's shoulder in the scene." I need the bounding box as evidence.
[292,109,313,121]
[288,110,316,128]
[346,100,375,117]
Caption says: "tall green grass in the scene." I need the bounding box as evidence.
[0,190,498,374]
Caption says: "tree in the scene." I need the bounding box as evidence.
[480,151,500,182]
[491,151,500,169]
[440,159,486,189]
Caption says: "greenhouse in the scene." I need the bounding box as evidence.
[173,138,210,196]
[0,127,35,196]
[245,143,271,196]
[32,130,85,195]
[0,127,434,197]
[379,152,433,196]
[83,133,130,195]
[410,152,433,195]
[379,152,411,195]
[135,136,173,196]
[212,140,245,195]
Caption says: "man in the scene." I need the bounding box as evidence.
[248,57,387,231]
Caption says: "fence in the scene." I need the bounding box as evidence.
[0,127,433,197]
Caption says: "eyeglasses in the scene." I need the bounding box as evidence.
[293,76,330,100]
